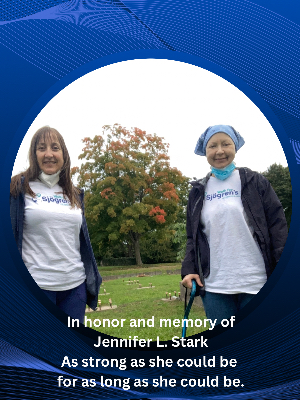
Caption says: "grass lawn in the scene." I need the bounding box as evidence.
[86,273,208,341]
[99,263,181,278]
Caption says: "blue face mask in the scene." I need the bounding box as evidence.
[211,162,236,180]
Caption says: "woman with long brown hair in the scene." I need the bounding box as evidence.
[10,126,101,323]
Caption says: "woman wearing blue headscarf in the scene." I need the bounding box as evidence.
[181,125,288,324]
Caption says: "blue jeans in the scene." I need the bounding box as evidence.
[41,281,87,323]
[202,291,255,326]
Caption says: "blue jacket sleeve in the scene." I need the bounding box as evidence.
[257,175,288,265]
[181,190,199,278]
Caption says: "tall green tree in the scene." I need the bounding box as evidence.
[73,124,189,265]
[262,163,292,229]
[170,222,188,262]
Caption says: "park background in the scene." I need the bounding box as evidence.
[13,59,291,266]
[2,1,300,399]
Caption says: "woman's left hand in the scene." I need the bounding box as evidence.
[181,274,203,289]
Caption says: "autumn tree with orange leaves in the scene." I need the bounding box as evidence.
[73,124,189,266]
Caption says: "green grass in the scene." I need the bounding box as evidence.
[99,263,181,278]
[86,273,208,341]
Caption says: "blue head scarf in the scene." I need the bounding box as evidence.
[194,125,245,156]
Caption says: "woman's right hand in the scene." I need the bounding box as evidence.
[181,274,203,289]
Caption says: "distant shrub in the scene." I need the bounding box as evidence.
[101,257,136,266]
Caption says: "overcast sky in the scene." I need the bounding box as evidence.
[12,59,287,180]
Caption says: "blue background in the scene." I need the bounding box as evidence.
[2,0,300,398]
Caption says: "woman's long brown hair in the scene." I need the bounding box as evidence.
[10,126,81,209]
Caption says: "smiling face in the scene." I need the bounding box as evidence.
[36,134,64,175]
[205,132,236,169]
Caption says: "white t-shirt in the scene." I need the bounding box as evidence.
[201,170,267,294]
[22,180,86,291]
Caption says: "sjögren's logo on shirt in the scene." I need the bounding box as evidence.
[31,193,70,206]
[205,188,239,201]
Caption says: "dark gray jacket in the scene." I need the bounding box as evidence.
[10,182,102,309]
[181,168,288,294]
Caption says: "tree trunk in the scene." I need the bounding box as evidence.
[127,241,134,258]
[131,232,143,266]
